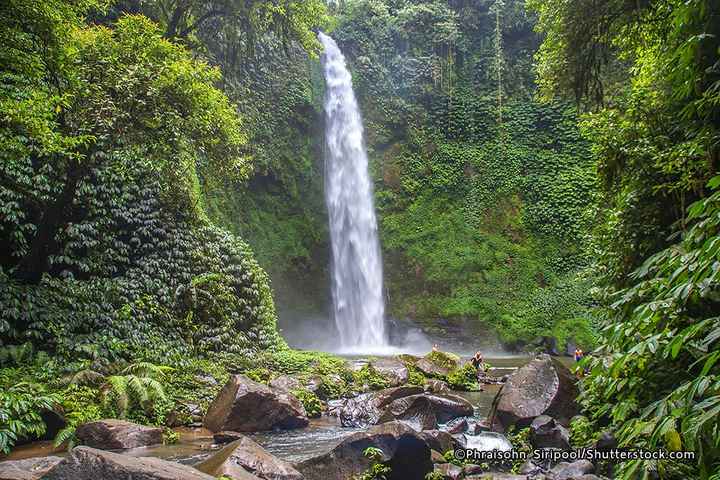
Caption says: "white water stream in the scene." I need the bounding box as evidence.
[320,33,388,353]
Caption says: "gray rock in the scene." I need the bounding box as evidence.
[530,415,571,450]
[75,419,163,450]
[203,375,308,432]
[548,460,594,480]
[43,446,215,480]
[268,375,302,393]
[424,379,450,394]
[295,421,433,480]
[337,386,424,427]
[378,394,438,431]
[489,354,579,431]
[443,417,468,434]
[425,394,474,423]
[419,430,460,454]
[0,456,63,480]
[197,435,300,480]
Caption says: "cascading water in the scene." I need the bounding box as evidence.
[319,32,388,352]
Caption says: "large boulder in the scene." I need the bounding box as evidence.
[377,395,438,431]
[42,446,215,480]
[75,419,162,450]
[489,354,578,431]
[337,387,471,429]
[370,359,409,387]
[337,386,424,427]
[530,415,571,450]
[197,435,301,480]
[426,394,474,423]
[295,421,433,480]
[415,352,459,378]
[204,375,309,432]
[0,456,63,480]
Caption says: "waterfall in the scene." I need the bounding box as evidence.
[319,33,388,352]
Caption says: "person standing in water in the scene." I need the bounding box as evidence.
[471,351,488,383]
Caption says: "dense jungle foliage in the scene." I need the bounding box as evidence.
[1,0,719,479]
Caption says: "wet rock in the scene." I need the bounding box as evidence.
[419,430,459,454]
[435,463,463,480]
[269,375,302,393]
[489,354,578,431]
[424,379,450,394]
[213,431,246,444]
[464,432,512,452]
[203,375,309,432]
[197,435,301,480]
[371,358,409,387]
[530,415,570,450]
[466,418,489,435]
[296,421,433,480]
[426,394,474,423]
[547,460,594,480]
[0,456,64,480]
[378,395,438,431]
[337,386,424,427]
[444,417,468,434]
[75,419,162,450]
[43,446,215,480]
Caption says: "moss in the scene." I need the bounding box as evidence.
[352,365,390,391]
[447,363,477,391]
[426,351,460,371]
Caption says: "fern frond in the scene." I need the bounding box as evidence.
[53,426,76,448]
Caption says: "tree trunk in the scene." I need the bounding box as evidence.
[15,165,84,284]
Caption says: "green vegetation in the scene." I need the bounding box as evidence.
[1,0,718,478]
[529,0,720,478]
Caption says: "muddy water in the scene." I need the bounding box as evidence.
[2,356,550,465]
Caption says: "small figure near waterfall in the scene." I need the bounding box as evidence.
[471,350,489,384]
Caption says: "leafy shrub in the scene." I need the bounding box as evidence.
[291,389,323,418]
[352,365,390,391]
[569,415,595,447]
[354,447,391,480]
[447,363,477,391]
[0,380,60,454]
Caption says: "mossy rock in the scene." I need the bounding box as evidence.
[416,351,460,378]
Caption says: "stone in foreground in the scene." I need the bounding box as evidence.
[42,446,215,480]
[489,354,578,431]
[378,394,438,431]
[197,435,300,480]
[295,421,433,480]
[75,419,163,450]
[204,375,309,432]
[0,456,63,480]
[547,460,595,480]
[530,415,571,450]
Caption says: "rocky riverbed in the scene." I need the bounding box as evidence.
[0,353,609,480]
